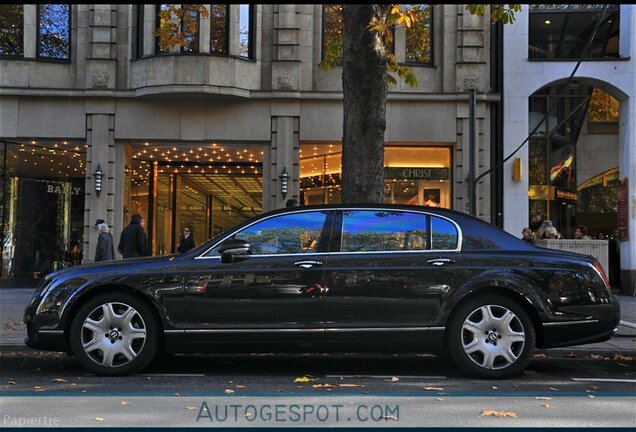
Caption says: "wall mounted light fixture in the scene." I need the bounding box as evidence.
[279,166,289,199]
[94,164,103,196]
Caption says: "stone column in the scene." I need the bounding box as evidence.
[85,4,117,90]
[143,5,155,56]
[84,108,116,263]
[23,5,36,58]
[618,96,636,295]
[271,4,300,91]
[265,113,300,211]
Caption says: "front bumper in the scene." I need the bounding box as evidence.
[24,305,67,352]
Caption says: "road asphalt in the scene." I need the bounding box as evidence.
[1,288,635,355]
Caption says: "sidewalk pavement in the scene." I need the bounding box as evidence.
[1,289,635,355]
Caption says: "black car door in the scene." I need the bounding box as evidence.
[181,209,334,343]
[321,209,461,332]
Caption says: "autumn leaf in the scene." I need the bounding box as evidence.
[312,384,335,389]
[613,353,633,361]
[423,387,444,391]
[542,403,551,408]
[235,385,246,389]
[536,397,552,400]
[589,354,605,360]
[338,383,364,387]
[94,417,104,422]
[51,378,67,383]
[481,409,517,418]
[186,406,198,411]
[588,395,596,399]
[224,389,235,394]
[383,415,399,421]
[386,376,400,382]
[294,376,318,383]
[567,352,581,358]
[534,353,546,358]
[435,397,444,401]
[492,386,498,390]
[120,401,129,406]
[549,387,559,391]
[8,381,16,385]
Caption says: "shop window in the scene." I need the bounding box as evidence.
[237,4,253,59]
[37,4,71,61]
[587,88,619,134]
[210,4,229,54]
[529,4,620,60]
[404,4,433,65]
[322,4,343,65]
[300,144,452,208]
[155,4,200,54]
[0,4,24,57]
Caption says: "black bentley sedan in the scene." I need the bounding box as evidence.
[24,204,620,378]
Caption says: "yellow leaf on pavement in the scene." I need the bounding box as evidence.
[481,409,517,418]
[94,417,104,422]
[186,406,198,411]
[294,376,318,383]
[120,401,129,406]
[224,389,235,394]
[542,403,551,408]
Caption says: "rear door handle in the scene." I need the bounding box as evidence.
[427,258,455,266]
[294,260,323,269]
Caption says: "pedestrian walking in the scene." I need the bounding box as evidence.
[177,226,195,253]
[94,219,115,262]
[117,213,146,258]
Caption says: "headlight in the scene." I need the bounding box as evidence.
[36,278,88,316]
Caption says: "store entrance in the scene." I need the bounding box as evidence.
[125,143,264,256]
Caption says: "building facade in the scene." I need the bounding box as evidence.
[1,4,502,284]
[503,4,636,294]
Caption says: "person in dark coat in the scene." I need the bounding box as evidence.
[118,213,146,258]
[94,219,115,262]
[177,226,195,253]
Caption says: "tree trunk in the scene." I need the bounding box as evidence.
[341,4,389,203]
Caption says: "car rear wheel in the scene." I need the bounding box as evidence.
[446,294,535,379]
[70,292,159,376]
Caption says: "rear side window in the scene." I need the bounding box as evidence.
[341,210,428,252]
[431,216,458,250]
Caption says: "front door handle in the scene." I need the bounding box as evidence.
[427,258,455,266]
[294,260,323,269]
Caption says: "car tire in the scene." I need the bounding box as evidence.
[446,294,535,379]
[69,292,160,376]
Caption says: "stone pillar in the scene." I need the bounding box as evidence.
[199,5,210,53]
[84,109,116,263]
[85,5,117,90]
[265,114,300,211]
[143,5,155,56]
[453,5,491,221]
[23,5,36,58]
[271,4,300,91]
[502,6,530,238]
[618,95,636,295]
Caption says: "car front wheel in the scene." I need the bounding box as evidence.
[446,294,536,379]
[69,292,159,376]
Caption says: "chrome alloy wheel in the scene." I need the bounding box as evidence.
[81,302,147,368]
[461,305,526,370]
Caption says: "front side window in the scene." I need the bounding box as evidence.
[405,4,432,64]
[38,4,71,60]
[431,216,458,250]
[0,4,23,57]
[341,210,428,252]
[238,4,253,59]
[207,211,329,256]
[210,4,228,54]
[322,4,343,65]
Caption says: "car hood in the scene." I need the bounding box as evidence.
[42,256,177,283]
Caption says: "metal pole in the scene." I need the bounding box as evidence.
[469,89,476,217]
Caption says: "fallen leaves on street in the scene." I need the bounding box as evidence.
[186,406,198,411]
[294,376,318,383]
[120,401,129,406]
[423,387,444,391]
[614,353,633,361]
[535,397,552,400]
[51,378,67,383]
[338,383,364,388]
[481,409,517,418]
[224,389,235,394]
[94,417,104,422]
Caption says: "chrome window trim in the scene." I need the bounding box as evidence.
[195,207,463,259]
[542,319,599,327]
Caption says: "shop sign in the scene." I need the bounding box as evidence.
[617,177,628,240]
[555,189,577,201]
[45,184,82,195]
[385,167,449,181]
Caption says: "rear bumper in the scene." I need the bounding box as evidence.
[540,296,620,349]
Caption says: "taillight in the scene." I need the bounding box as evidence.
[592,260,610,290]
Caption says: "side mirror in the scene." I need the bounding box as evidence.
[218,240,250,263]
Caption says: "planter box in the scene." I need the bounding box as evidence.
[538,239,609,278]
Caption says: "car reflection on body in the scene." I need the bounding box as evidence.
[24,204,620,378]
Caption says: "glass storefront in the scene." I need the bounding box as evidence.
[300,144,452,207]
[1,140,86,280]
[124,142,264,256]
